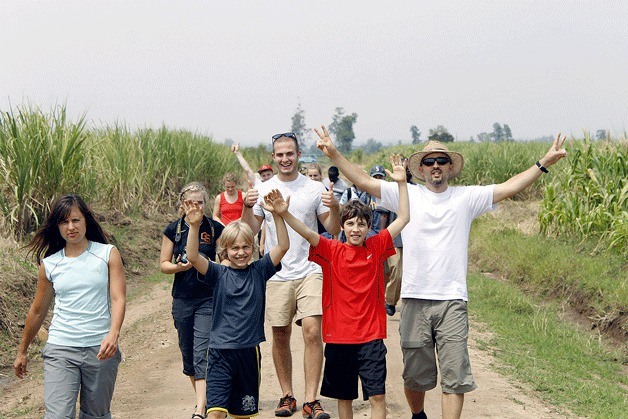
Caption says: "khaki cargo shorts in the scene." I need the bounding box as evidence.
[265,272,323,327]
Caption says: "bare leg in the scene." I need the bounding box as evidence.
[300,315,323,402]
[187,376,206,416]
[442,393,463,419]
[207,411,227,419]
[369,394,386,419]
[272,325,294,398]
[337,399,353,419]
[404,387,426,414]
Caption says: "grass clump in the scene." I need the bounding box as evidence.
[469,273,627,418]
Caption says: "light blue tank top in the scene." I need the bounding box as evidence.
[43,241,114,347]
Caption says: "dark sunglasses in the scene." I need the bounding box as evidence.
[421,157,451,166]
[272,132,298,142]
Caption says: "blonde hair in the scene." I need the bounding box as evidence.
[178,181,210,216]
[216,221,256,261]
[222,172,240,184]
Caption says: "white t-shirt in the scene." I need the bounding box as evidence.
[43,241,114,347]
[254,174,329,281]
[380,181,495,301]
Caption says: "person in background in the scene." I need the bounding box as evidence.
[306,163,323,182]
[270,154,409,419]
[14,194,126,419]
[183,189,289,419]
[213,172,245,225]
[160,181,224,419]
[316,124,568,419]
[241,132,340,419]
[258,164,275,182]
[322,166,348,202]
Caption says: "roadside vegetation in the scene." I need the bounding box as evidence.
[1,104,626,417]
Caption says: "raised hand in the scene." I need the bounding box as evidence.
[540,133,568,167]
[182,200,203,227]
[386,154,407,183]
[314,125,337,157]
[243,179,259,208]
[231,143,240,153]
[262,189,290,215]
[321,182,339,210]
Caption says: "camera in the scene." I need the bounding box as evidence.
[176,252,188,264]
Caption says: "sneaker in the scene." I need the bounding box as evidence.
[302,399,330,419]
[386,304,396,316]
[275,394,297,417]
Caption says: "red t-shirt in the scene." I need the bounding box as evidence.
[309,230,395,344]
[219,190,244,225]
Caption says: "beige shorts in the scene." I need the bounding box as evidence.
[399,299,477,394]
[265,272,323,327]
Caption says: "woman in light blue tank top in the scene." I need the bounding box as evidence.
[14,194,126,419]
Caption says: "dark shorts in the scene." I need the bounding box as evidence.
[320,339,387,401]
[205,346,261,417]
[172,297,212,379]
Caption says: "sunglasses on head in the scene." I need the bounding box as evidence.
[272,132,298,142]
[421,157,451,166]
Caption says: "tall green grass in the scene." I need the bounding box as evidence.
[0,104,238,239]
[0,105,88,239]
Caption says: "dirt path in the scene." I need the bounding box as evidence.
[0,281,573,418]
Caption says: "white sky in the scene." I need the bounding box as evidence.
[1,0,626,147]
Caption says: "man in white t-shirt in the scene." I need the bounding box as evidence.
[241,132,340,419]
[314,125,567,419]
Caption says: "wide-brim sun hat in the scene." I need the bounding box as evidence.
[408,140,464,182]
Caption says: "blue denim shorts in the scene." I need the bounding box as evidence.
[172,297,213,379]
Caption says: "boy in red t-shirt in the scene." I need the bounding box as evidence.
[271,154,409,419]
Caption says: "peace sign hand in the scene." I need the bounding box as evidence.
[314,125,337,157]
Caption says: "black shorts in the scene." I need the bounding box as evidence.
[320,339,387,401]
[205,346,261,417]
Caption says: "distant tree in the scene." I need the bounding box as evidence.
[596,129,608,141]
[291,102,310,150]
[223,138,234,147]
[503,124,513,141]
[476,132,491,142]
[427,125,454,143]
[492,123,504,142]
[328,107,358,153]
[410,125,422,144]
[362,138,384,154]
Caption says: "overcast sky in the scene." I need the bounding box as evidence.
[1,1,626,147]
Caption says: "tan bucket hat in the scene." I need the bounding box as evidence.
[408,140,464,181]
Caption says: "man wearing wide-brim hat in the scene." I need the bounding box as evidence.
[314,125,567,419]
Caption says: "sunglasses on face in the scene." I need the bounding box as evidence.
[421,157,451,166]
[272,132,298,143]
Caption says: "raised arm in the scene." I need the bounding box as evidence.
[183,200,209,275]
[240,180,263,233]
[315,125,383,198]
[261,189,291,265]
[98,247,126,360]
[492,133,568,203]
[232,144,257,185]
[385,154,410,239]
[14,264,54,378]
[265,189,320,248]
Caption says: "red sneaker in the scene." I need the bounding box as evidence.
[301,399,330,419]
[275,394,297,417]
